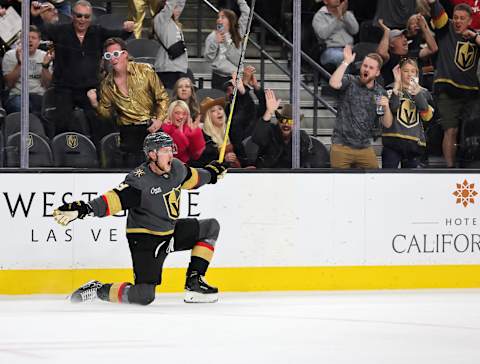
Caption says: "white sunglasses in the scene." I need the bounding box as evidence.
[103,50,125,60]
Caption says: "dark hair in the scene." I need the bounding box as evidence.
[365,52,384,69]
[220,9,241,48]
[454,3,473,17]
[29,25,41,37]
[103,37,127,51]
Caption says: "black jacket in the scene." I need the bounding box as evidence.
[43,23,132,89]
[252,117,313,168]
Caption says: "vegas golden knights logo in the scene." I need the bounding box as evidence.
[163,186,181,219]
[66,134,79,149]
[26,134,33,149]
[397,99,419,128]
[454,41,477,71]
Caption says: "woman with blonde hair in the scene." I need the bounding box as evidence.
[382,58,435,168]
[172,77,200,121]
[192,96,241,168]
[161,100,205,163]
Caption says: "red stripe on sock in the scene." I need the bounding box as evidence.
[117,282,128,303]
[196,241,214,251]
[101,195,110,216]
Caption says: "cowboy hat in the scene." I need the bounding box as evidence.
[200,96,226,115]
[274,104,304,121]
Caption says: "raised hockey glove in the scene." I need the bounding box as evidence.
[204,160,228,184]
[53,201,93,226]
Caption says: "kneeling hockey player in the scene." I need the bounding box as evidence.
[53,132,228,304]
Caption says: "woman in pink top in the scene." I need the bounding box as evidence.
[161,100,205,163]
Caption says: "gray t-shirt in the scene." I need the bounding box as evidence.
[2,48,47,96]
[331,75,386,148]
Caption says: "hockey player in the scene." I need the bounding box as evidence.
[53,132,228,304]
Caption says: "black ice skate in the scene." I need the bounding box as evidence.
[69,280,103,303]
[184,272,218,303]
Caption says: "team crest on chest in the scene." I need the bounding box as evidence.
[454,41,478,71]
[163,185,181,219]
[397,98,419,128]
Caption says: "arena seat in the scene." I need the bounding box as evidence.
[5,132,53,167]
[52,132,98,168]
[309,137,330,168]
[196,88,226,105]
[3,112,47,140]
[99,132,123,168]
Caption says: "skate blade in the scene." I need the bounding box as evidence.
[184,291,218,303]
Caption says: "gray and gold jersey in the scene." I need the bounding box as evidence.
[89,158,212,236]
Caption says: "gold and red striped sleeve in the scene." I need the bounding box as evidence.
[420,105,434,122]
[101,190,123,216]
[432,9,448,29]
[181,167,200,190]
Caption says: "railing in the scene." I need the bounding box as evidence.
[196,0,337,137]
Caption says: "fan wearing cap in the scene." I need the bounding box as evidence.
[191,96,241,168]
[161,99,206,164]
[376,18,437,86]
[252,90,314,168]
[52,131,228,305]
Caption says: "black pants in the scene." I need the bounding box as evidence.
[127,218,201,285]
[52,87,115,146]
[211,72,231,91]
[118,124,150,168]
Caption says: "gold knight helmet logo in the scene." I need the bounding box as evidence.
[397,98,419,128]
[163,186,181,219]
[454,41,477,71]
[66,134,79,149]
[26,133,33,149]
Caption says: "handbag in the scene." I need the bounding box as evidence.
[158,38,186,60]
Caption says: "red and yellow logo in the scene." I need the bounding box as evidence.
[453,180,478,207]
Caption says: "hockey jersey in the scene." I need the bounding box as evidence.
[89,158,211,236]
[431,0,480,96]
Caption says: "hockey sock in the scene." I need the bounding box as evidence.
[187,242,214,276]
[97,282,132,303]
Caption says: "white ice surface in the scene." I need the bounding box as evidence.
[1,290,479,364]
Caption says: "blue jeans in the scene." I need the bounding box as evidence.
[320,47,344,67]
[5,94,43,114]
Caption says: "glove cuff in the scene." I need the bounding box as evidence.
[204,166,218,184]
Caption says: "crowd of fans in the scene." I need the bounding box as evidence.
[312,0,480,168]
[0,0,479,169]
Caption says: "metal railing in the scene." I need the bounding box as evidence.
[196,0,337,137]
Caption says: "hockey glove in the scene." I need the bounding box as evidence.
[53,201,92,226]
[204,160,228,184]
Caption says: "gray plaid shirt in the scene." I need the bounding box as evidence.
[331,75,386,149]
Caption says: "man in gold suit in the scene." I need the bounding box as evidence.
[87,37,169,167]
